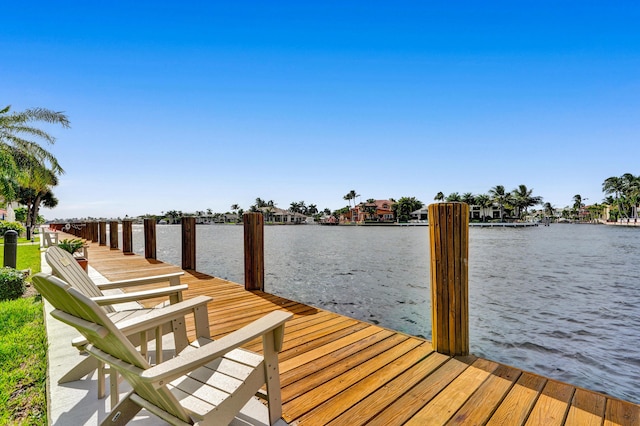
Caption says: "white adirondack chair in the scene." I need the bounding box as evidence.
[33,273,292,426]
[45,245,189,404]
[46,246,187,308]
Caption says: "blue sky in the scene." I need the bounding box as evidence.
[3,2,639,219]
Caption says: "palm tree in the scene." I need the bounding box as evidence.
[622,173,640,218]
[488,185,509,222]
[474,194,492,222]
[349,190,360,206]
[0,105,69,200]
[511,184,543,219]
[445,192,461,202]
[343,192,353,208]
[434,192,445,202]
[16,156,59,239]
[461,192,476,205]
[572,194,583,221]
[602,176,625,218]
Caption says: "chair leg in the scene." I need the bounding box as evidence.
[97,361,106,399]
[109,369,120,409]
[263,334,284,425]
[100,392,142,426]
[59,356,100,383]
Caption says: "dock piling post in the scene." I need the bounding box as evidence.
[90,222,98,243]
[144,218,156,259]
[122,220,133,255]
[428,202,469,356]
[244,213,264,291]
[109,221,119,250]
[181,217,196,270]
[99,222,107,246]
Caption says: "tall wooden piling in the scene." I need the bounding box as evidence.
[144,218,156,259]
[99,221,107,246]
[428,202,469,356]
[243,213,264,291]
[181,217,196,270]
[122,220,133,255]
[109,221,119,250]
[90,222,98,243]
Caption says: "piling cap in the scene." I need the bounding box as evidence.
[3,230,18,243]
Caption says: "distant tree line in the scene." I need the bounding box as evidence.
[434,184,542,221]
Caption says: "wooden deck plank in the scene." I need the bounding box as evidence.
[405,358,500,425]
[327,350,451,426]
[525,380,575,426]
[486,372,547,426]
[446,363,522,425]
[605,398,640,426]
[280,329,396,388]
[282,337,423,421]
[296,342,436,425]
[367,356,476,426]
[565,388,606,426]
[282,333,411,403]
[53,236,640,426]
[278,325,385,373]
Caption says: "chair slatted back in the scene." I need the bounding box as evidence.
[45,246,116,313]
[33,273,192,424]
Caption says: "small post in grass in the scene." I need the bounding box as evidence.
[3,230,18,268]
[428,202,469,356]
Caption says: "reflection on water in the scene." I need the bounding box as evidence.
[131,223,640,403]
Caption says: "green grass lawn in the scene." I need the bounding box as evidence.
[0,243,47,424]
[0,236,40,245]
[0,297,47,424]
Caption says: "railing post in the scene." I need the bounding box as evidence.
[428,202,469,356]
[244,212,264,291]
[181,217,196,270]
[109,221,119,250]
[122,220,133,255]
[99,221,107,246]
[144,218,156,259]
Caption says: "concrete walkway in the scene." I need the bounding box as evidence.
[41,251,284,425]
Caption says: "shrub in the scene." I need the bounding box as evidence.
[58,238,85,255]
[0,267,26,301]
[0,222,25,237]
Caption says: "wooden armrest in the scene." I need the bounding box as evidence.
[141,310,293,384]
[91,284,188,306]
[72,296,213,348]
[96,272,184,290]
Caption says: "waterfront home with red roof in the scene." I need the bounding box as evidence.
[342,199,395,224]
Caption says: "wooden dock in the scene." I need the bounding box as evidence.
[59,234,639,426]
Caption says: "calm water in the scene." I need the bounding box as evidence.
[130,223,640,403]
